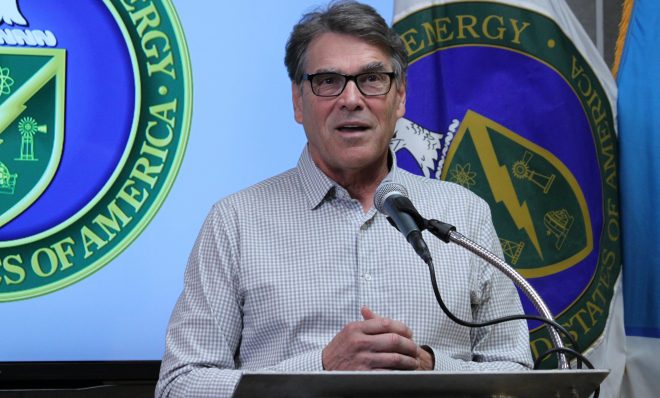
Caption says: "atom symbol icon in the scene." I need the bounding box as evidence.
[450,163,477,188]
[0,66,15,96]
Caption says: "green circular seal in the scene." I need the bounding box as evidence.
[393,1,621,366]
[0,0,191,301]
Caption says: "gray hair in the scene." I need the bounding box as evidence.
[284,1,408,86]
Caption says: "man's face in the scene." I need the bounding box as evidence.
[292,32,406,178]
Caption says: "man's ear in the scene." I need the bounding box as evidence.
[395,82,407,119]
[292,82,304,124]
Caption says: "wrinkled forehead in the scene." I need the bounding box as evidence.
[303,32,393,75]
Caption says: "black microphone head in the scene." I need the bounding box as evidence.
[374,181,409,213]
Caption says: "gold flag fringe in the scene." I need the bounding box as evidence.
[611,0,634,78]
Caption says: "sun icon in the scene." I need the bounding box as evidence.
[0,66,15,96]
[449,163,477,188]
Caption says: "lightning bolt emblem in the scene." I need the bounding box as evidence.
[0,54,63,138]
[461,110,543,259]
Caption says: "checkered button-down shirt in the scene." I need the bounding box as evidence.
[156,146,533,398]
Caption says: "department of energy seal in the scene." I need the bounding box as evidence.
[393,2,620,365]
[0,0,191,301]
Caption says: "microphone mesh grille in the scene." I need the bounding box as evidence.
[374,181,409,213]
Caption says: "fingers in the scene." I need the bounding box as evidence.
[360,313,413,339]
[345,321,418,355]
[322,307,422,371]
[361,305,376,320]
[374,328,417,356]
[355,351,420,370]
[359,306,414,353]
[323,328,420,371]
[415,345,435,370]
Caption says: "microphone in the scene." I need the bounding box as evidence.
[374,181,432,264]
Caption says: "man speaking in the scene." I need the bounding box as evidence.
[156,1,533,396]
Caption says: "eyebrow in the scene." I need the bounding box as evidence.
[311,62,389,75]
[360,62,387,73]
[312,67,340,74]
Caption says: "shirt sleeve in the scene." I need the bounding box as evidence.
[155,204,325,398]
[428,198,534,371]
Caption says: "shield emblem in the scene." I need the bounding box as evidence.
[0,47,65,227]
[441,110,593,279]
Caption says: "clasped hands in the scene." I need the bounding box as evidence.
[322,306,434,371]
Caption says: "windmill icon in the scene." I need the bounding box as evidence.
[16,116,47,161]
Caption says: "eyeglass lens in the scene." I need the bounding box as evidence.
[310,73,392,96]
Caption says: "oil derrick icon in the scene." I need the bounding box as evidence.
[499,238,525,265]
[544,209,574,250]
[511,151,556,194]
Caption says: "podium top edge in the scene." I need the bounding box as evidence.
[241,369,610,376]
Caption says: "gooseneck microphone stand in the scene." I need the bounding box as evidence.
[425,219,569,370]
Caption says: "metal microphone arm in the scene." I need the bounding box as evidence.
[425,219,569,370]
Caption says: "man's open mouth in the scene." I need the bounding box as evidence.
[337,124,369,132]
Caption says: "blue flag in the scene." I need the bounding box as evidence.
[617,0,660,395]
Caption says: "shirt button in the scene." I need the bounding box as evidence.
[363,273,372,281]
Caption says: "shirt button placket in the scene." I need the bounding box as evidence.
[357,217,376,308]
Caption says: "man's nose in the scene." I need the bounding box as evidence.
[337,80,364,110]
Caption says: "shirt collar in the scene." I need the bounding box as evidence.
[296,144,402,210]
[297,145,337,209]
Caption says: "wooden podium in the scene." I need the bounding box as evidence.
[232,370,609,398]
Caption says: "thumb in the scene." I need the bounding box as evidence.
[360,305,379,320]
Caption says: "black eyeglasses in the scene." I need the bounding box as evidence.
[303,72,396,97]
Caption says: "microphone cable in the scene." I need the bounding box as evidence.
[422,257,599,398]
[374,181,600,395]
